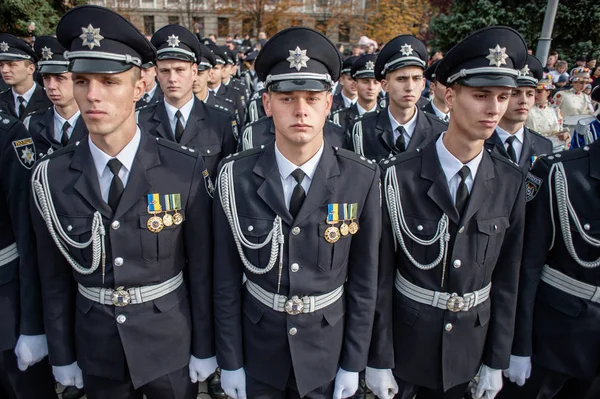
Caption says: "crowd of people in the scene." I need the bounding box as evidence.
[0,5,600,399]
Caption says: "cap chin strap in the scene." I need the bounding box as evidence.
[0,53,32,60]
[156,47,196,63]
[38,60,70,66]
[382,56,426,75]
[447,67,519,84]
[65,50,142,66]
[265,72,332,86]
[517,76,538,85]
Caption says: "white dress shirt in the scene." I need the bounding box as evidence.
[88,128,141,203]
[431,101,450,122]
[164,96,195,138]
[53,108,81,143]
[356,102,377,116]
[12,82,36,116]
[143,84,158,102]
[274,142,324,210]
[341,92,357,108]
[435,133,483,203]
[496,126,524,164]
[210,84,222,95]
[389,106,418,144]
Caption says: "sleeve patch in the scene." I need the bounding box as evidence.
[526,172,543,202]
[12,138,36,169]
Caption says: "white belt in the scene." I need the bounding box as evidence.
[0,243,18,267]
[245,279,344,315]
[78,272,183,307]
[394,271,491,312]
[541,264,600,303]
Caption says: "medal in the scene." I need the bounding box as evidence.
[147,216,164,233]
[163,213,173,227]
[173,212,183,225]
[340,223,349,236]
[172,193,183,225]
[348,221,359,235]
[348,203,359,235]
[147,193,164,233]
[325,226,341,243]
[162,194,173,226]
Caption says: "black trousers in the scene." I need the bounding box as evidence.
[82,365,197,399]
[0,349,57,399]
[495,362,593,399]
[394,376,470,399]
[246,371,335,399]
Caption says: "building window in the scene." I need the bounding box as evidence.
[168,15,180,25]
[315,20,327,35]
[242,18,254,37]
[143,15,155,35]
[338,22,350,42]
[218,17,229,38]
[140,0,155,7]
[192,16,204,36]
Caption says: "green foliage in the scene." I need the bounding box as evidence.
[429,0,600,64]
[0,0,88,36]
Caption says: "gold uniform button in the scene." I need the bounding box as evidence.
[289,327,297,336]
[445,323,453,332]
[453,259,461,268]
[292,227,301,235]
[114,257,124,267]
[116,315,127,324]
[111,220,120,230]
[291,263,299,272]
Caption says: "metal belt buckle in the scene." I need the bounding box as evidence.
[446,293,465,312]
[111,286,131,307]
[284,296,304,315]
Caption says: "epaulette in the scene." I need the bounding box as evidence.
[325,119,342,128]
[223,146,262,163]
[155,137,199,158]
[0,114,19,130]
[24,107,51,119]
[356,110,378,122]
[422,110,449,126]
[335,147,377,170]
[379,150,421,170]
[487,148,523,172]
[538,147,590,165]
[223,97,234,104]
[250,91,261,101]
[527,128,550,141]
[136,101,159,113]
[204,102,232,116]
[43,141,78,160]
[244,115,269,128]
[0,88,9,95]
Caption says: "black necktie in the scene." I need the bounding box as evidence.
[289,169,306,218]
[395,126,407,153]
[455,166,470,217]
[107,158,124,212]
[17,96,26,118]
[143,93,150,103]
[175,110,184,142]
[505,135,517,163]
[60,121,70,147]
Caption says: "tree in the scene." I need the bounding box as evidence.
[0,0,87,36]
[365,0,434,44]
[216,0,302,37]
[429,0,600,63]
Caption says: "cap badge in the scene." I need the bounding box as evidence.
[0,42,9,52]
[167,34,181,48]
[365,60,375,71]
[287,46,310,71]
[400,43,413,56]
[519,64,530,76]
[80,24,104,50]
[486,44,508,67]
[41,46,53,60]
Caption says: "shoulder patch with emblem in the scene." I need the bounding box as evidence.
[526,172,543,202]
[13,137,36,169]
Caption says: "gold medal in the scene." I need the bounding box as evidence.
[163,213,173,227]
[173,212,183,225]
[147,215,164,233]
[348,221,359,235]
[339,222,349,236]
[324,226,341,243]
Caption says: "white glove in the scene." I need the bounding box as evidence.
[52,362,84,389]
[221,367,247,399]
[14,334,49,371]
[333,368,359,399]
[472,364,503,399]
[502,355,531,387]
[365,367,398,399]
[188,355,218,383]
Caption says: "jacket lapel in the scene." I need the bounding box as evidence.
[22,85,49,119]
[71,137,113,219]
[489,130,509,159]
[179,98,204,146]
[519,128,535,168]
[37,109,58,149]
[69,115,88,145]
[421,142,460,224]
[254,144,293,226]
[460,150,494,225]
[1,90,18,118]
[407,108,433,151]
[376,109,395,152]
[113,132,160,219]
[293,143,339,226]
[152,101,173,140]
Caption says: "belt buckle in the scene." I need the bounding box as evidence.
[284,296,304,315]
[111,286,131,307]
[446,293,465,312]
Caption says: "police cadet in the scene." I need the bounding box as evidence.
[501,91,600,399]
[366,26,528,399]
[222,48,247,101]
[213,27,381,399]
[422,59,450,122]
[330,53,380,132]
[135,62,163,108]
[485,54,552,171]
[137,24,237,180]
[350,35,447,163]
[30,5,216,398]
[0,115,57,397]
[24,36,87,158]
[331,56,358,113]
[0,33,51,120]
[206,43,246,126]
[240,50,262,98]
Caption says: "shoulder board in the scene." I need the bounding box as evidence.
[527,128,550,141]
[136,102,159,113]
[379,150,421,170]
[330,108,345,116]
[422,110,448,125]
[25,107,51,118]
[250,91,262,101]
[538,147,590,165]
[223,146,262,163]
[155,137,199,158]
[325,119,342,128]
[0,114,20,130]
[335,147,377,170]
[357,110,378,122]
[245,115,270,127]
[0,88,9,95]
[44,141,78,160]
[223,97,234,104]
[204,102,232,116]
[488,149,523,172]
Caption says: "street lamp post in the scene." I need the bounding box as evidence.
[536,0,559,67]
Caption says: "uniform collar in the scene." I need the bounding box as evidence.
[274,141,324,182]
[435,132,483,185]
[431,101,449,121]
[496,125,524,145]
[12,81,36,103]
[88,127,141,180]
[388,106,418,139]
[164,95,195,126]
[356,101,377,115]
[341,92,357,108]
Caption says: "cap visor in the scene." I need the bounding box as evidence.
[156,53,195,63]
[69,59,134,74]
[517,80,537,88]
[458,75,517,88]
[40,65,69,74]
[268,79,330,92]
